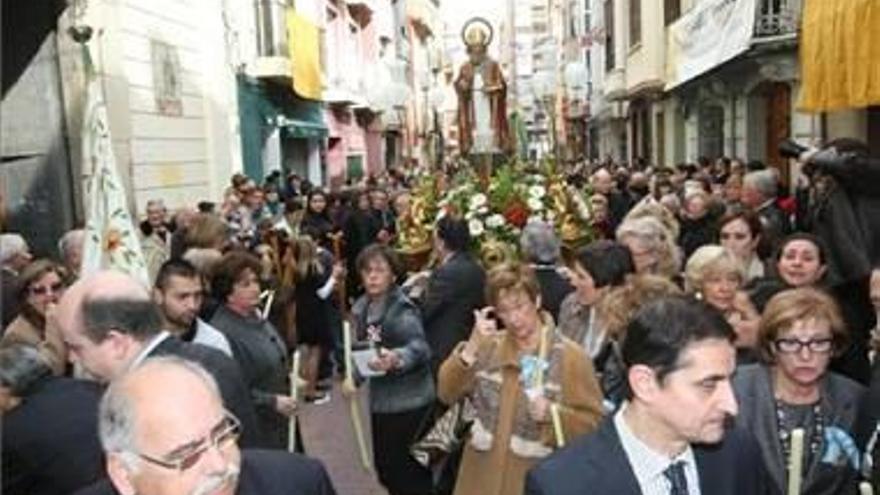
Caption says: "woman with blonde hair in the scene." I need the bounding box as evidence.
[733,287,863,495]
[292,236,342,403]
[438,262,603,495]
[685,245,761,362]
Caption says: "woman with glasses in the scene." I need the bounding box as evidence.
[733,287,863,495]
[1,259,67,374]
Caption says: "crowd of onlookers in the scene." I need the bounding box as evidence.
[2,137,880,495]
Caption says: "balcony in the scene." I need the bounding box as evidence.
[754,0,802,38]
[251,0,292,80]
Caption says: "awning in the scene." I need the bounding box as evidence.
[798,0,880,112]
[281,118,328,139]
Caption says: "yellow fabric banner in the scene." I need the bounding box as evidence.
[798,0,880,112]
[287,10,322,101]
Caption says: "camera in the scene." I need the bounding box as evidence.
[778,139,808,160]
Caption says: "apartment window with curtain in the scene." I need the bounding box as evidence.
[604,0,614,71]
[664,0,681,25]
[629,0,641,47]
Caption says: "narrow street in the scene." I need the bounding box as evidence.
[300,383,388,495]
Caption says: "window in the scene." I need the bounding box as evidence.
[604,0,615,71]
[664,0,681,25]
[629,0,641,47]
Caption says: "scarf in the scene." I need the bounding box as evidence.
[468,316,564,458]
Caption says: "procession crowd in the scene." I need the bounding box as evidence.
[2,138,880,495]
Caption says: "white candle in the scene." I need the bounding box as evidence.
[287,350,300,452]
[787,428,805,495]
[859,482,874,495]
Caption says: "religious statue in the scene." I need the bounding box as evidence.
[455,18,512,157]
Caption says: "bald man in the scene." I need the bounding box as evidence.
[54,270,262,448]
[76,357,336,495]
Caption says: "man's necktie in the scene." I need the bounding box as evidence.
[663,461,688,495]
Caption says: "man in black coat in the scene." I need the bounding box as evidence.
[54,270,262,447]
[526,296,770,495]
[74,356,336,495]
[420,216,485,374]
[1,344,105,495]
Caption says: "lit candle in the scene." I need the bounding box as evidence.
[859,482,874,495]
[787,428,805,495]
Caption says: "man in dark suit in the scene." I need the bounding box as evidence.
[526,296,770,495]
[420,216,485,374]
[75,356,336,495]
[1,344,105,495]
[53,270,261,447]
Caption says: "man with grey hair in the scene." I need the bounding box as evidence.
[520,219,573,322]
[742,169,790,254]
[58,228,86,279]
[76,356,336,495]
[1,344,105,495]
[54,270,261,447]
[1,232,32,326]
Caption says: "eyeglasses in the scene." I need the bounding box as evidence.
[773,338,834,354]
[29,282,64,296]
[136,411,241,471]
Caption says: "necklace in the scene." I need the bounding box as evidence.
[775,399,825,469]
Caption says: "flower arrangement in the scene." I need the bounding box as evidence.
[397,161,594,270]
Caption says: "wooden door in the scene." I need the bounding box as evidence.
[765,82,791,187]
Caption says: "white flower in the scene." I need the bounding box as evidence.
[546,210,556,222]
[528,185,546,199]
[527,214,543,224]
[478,205,489,215]
[486,214,505,228]
[469,193,487,211]
[527,197,544,211]
[578,205,592,221]
[436,209,448,221]
[468,218,485,237]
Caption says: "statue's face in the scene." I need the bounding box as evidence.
[467,44,487,65]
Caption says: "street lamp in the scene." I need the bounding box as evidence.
[533,70,559,165]
[564,61,589,161]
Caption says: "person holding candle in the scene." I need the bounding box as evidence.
[733,287,864,495]
[345,243,435,495]
[437,262,603,495]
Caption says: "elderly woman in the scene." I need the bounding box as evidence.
[718,211,766,282]
[209,251,294,449]
[438,262,603,495]
[520,219,573,322]
[616,215,681,281]
[346,244,435,495]
[1,260,67,374]
[685,245,761,363]
[733,288,863,495]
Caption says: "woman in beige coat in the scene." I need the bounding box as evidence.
[437,262,604,495]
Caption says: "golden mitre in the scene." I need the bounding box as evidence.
[464,26,489,47]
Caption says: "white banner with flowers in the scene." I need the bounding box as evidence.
[80,49,150,287]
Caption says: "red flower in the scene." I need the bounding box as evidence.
[503,201,529,228]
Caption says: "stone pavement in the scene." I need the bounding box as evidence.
[299,382,389,495]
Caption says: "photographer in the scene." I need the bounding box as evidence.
[783,138,880,384]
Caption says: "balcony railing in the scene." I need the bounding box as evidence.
[754,0,802,37]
